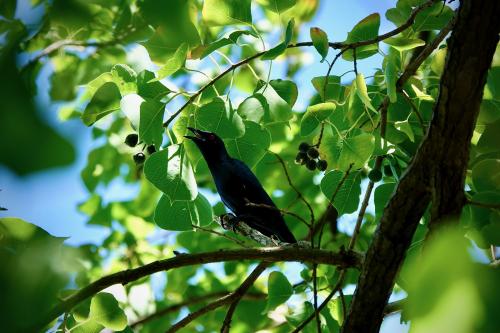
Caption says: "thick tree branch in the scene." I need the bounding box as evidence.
[343,1,500,332]
[294,10,457,332]
[30,247,361,332]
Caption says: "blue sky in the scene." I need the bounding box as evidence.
[1,1,409,331]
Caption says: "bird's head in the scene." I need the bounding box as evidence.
[184,127,228,160]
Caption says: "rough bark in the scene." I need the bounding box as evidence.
[342,1,500,332]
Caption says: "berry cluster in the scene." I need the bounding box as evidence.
[295,142,328,171]
[124,133,157,165]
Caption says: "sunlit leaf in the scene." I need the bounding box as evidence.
[343,13,380,61]
[202,0,252,26]
[155,43,188,80]
[226,121,271,167]
[81,82,121,126]
[154,194,213,230]
[383,37,425,52]
[265,271,293,312]
[301,102,336,136]
[338,133,375,170]
[194,97,245,138]
[144,145,198,201]
[262,19,294,60]
[321,171,362,215]
[89,293,127,331]
[310,27,329,62]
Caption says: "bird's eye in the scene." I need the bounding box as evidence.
[208,134,216,141]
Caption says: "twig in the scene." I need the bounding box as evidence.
[383,299,406,316]
[312,263,321,333]
[318,164,354,248]
[169,262,268,333]
[467,200,500,210]
[220,262,270,333]
[130,291,265,328]
[353,48,358,76]
[270,151,315,227]
[401,89,426,132]
[192,224,250,248]
[339,288,347,323]
[245,202,311,228]
[290,270,346,333]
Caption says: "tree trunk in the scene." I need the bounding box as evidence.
[342,1,500,332]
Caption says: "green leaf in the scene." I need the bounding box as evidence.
[471,159,500,192]
[0,0,16,19]
[137,70,171,100]
[111,64,137,95]
[81,72,115,101]
[238,94,270,123]
[259,0,297,14]
[89,293,127,331]
[301,102,336,136]
[343,13,380,61]
[413,3,454,32]
[329,294,353,325]
[385,54,398,103]
[140,0,200,63]
[320,171,362,215]
[81,82,121,126]
[477,119,500,154]
[374,182,396,220]
[255,84,293,123]
[269,79,298,107]
[338,133,375,170]
[139,99,165,148]
[395,119,415,142]
[0,218,70,331]
[265,271,293,312]
[144,145,198,201]
[226,121,272,168]
[154,194,213,230]
[202,0,252,26]
[310,27,329,62]
[155,43,188,80]
[194,97,245,138]
[383,37,425,52]
[311,75,342,101]
[355,73,377,112]
[120,93,144,129]
[262,19,294,60]
[72,320,103,333]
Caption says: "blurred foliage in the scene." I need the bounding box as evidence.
[1,0,499,332]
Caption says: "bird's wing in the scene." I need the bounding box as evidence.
[229,159,277,207]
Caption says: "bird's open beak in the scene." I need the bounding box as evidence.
[184,127,204,142]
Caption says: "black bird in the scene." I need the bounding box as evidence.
[185,127,297,243]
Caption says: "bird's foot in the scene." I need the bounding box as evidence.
[219,213,240,233]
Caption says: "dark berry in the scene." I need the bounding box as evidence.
[299,142,309,152]
[317,159,328,171]
[368,169,382,182]
[295,151,308,165]
[125,133,138,147]
[306,159,317,171]
[146,145,157,154]
[133,152,146,164]
[307,147,319,159]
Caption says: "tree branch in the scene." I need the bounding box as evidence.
[30,247,361,332]
[343,1,499,331]
[130,291,265,328]
[162,0,438,128]
[220,262,270,333]
[168,262,268,333]
[293,8,457,332]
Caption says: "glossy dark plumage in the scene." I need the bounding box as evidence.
[185,127,296,243]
